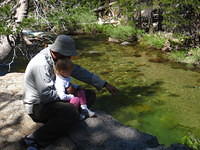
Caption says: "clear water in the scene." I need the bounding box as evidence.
[2,35,200,145]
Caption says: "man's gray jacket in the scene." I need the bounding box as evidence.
[24,47,106,114]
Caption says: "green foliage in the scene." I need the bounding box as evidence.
[0,4,12,35]
[168,48,200,65]
[46,6,97,33]
[140,34,166,49]
[158,0,200,32]
[118,0,146,18]
[0,0,101,35]
[118,0,200,38]
[168,50,187,63]
[181,135,200,150]
[104,25,143,41]
[20,17,37,29]
[188,48,200,59]
[95,24,114,34]
[0,22,12,35]
[1,0,198,45]
[172,33,190,44]
[0,4,11,17]
[185,48,200,64]
[80,23,104,34]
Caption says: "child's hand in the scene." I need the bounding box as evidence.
[66,86,76,94]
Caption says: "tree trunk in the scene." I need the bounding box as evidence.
[14,0,29,23]
[0,0,29,62]
[0,36,12,62]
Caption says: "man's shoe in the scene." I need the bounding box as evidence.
[79,113,87,121]
[27,145,39,150]
[20,136,40,150]
[22,136,36,145]
[81,108,96,118]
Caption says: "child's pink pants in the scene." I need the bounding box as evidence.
[69,90,87,108]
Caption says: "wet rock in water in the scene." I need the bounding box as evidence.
[0,73,189,150]
[121,41,131,46]
[80,51,105,57]
[148,58,169,63]
[108,37,120,43]
[162,41,172,52]
[133,53,142,57]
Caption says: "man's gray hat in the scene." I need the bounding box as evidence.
[50,35,77,56]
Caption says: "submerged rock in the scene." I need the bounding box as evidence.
[80,51,105,57]
[0,73,189,150]
[121,41,132,46]
[108,37,120,43]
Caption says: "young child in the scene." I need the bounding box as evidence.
[54,58,95,119]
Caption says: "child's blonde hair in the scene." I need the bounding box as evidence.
[54,58,73,76]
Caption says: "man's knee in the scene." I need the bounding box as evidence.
[58,102,79,116]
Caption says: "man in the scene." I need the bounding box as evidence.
[23,35,118,150]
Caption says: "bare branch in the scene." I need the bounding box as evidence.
[32,0,50,26]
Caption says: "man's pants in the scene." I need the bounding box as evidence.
[29,89,96,147]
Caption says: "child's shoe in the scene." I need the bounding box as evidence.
[81,108,96,118]
[87,109,96,117]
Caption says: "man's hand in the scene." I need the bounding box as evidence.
[66,86,76,94]
[104,82,119,95]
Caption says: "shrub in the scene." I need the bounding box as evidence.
[168,48,200,64]
[104,25,143,41]
[140,34,166,49]
[168,50,187,63]
[185,48,200,64]
[181,135,200,150]
[81,23,110,34]
[47,6,97,33]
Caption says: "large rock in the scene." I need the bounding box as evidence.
[0,73,38,150]
[0,73,189,150]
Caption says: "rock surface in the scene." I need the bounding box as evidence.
[0,73,190,150]
[120,41,132,46]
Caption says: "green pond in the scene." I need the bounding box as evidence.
[8,35,200,146]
